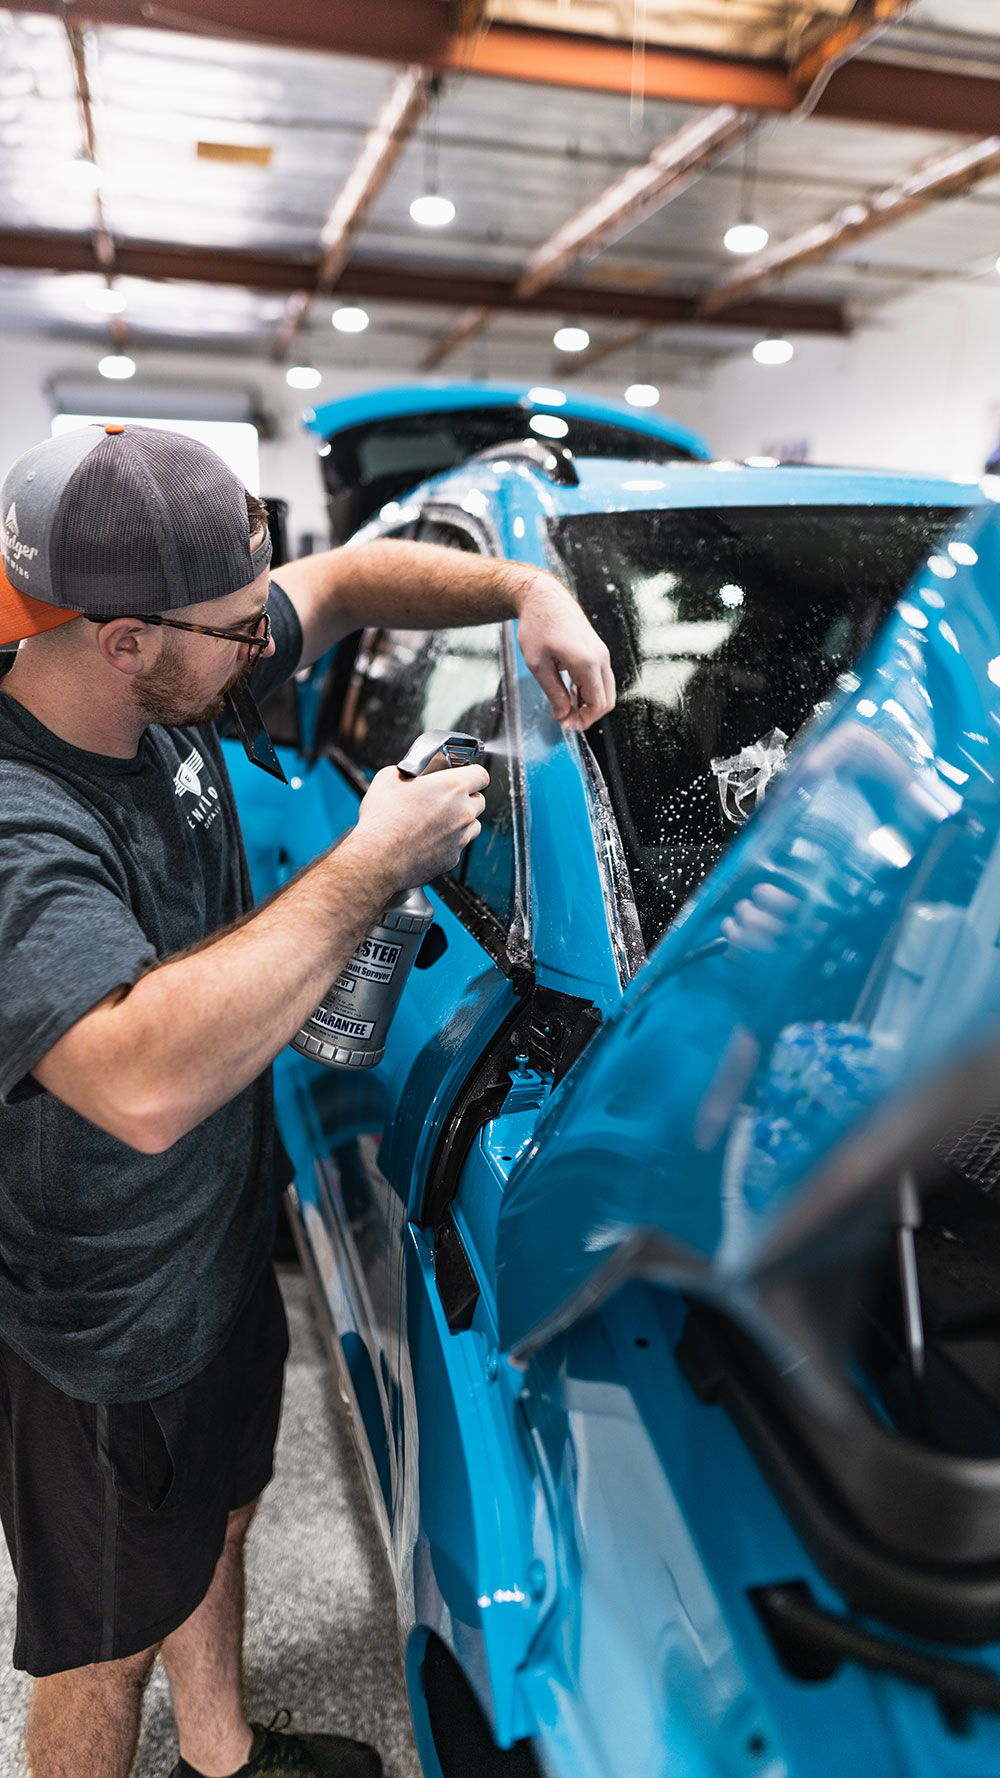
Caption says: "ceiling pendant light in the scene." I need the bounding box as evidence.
[86,283,126,315]
[724,132,768,256]
[410,76,455,229]
[625,383,660,407]
[286,365,322,389]
[553,325,590,353]
[410,193,455,228]
[98,353,135,380]
[331,305,369,333]
[724,221,769,255]
[68,151,102,191]
[752,338,794,365]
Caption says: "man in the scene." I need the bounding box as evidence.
[0,423,614,1778]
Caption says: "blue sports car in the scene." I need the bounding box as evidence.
[228,441,1000,1778]
[302,381,710,541]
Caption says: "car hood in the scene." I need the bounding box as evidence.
[496,501,1000,1394]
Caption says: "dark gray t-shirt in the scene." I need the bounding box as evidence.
[0,582,303,1403]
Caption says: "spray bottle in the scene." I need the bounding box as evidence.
[291,730,486,1070]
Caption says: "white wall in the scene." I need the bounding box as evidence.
[0,336,412,554]
[1,276,997,559]
[623,280,1000,484]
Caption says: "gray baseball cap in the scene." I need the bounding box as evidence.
[0,422,272,644]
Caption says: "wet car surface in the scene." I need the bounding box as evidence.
[227,448,1000,1777]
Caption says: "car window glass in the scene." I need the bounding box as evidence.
[553,503,971,948]
[335,620,517,933]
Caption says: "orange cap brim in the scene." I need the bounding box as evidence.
[0,558,80,646]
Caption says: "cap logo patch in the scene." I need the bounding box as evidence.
[2,500,40,578]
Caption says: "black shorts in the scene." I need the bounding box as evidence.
[0,1262,289,1677]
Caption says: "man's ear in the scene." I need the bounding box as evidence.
[92,618,159,679]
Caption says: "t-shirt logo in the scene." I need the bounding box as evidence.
[173,746,203,798]
[172,743,221,832]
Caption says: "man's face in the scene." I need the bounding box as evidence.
[132,536,274,727]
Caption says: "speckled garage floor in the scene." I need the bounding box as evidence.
[0,1266,422,1778]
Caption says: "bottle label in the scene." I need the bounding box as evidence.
[311,1005,376,1041]
[341,935,402,987]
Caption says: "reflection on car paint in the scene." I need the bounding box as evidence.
[232,454,1000,1778]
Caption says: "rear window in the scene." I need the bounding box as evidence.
[321,407,699,540]
[553,503,970,947]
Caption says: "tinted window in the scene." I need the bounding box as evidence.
[335,622,517,932]
[554,503,969,946]
[321,407,698,540]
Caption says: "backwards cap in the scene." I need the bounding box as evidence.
[0,423,271,647]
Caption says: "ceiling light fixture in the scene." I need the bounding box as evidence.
[86,285,126,315]
[410,75,455,229]
[725,132,768,255]
[68,151,102,191]
[527,387,567,407]
[553,326,590,353]
[752,338,794,365]
[286,365,322,389]
[410,193,455,228]
[724,222,769,255]
[625,383,660,407]
[98,353,135,380]
[331,306,369,333]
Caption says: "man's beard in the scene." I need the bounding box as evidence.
[133,639,254,727]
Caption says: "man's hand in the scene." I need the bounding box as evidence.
[514,570,616,732]
[352,761,489,890]
[276,536,616,729]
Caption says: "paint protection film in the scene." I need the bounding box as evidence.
[553,503,968,946]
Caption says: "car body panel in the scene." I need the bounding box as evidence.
[495,500,1000,1375]
[305,380,712,462]
[226,448,1000,1777]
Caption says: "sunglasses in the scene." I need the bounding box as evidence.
[89,608,272,669]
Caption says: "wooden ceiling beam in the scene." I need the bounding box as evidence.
[5,2,995,136]
[273,65,429,360]
[700,133,1000,317]
[791,0,917,100]
[812,57,1000,138]
[9,0,457,65]
[421,306,494,371]
[421,103,755,371]
[0,229,848,332]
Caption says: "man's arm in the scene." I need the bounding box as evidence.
[275,538,616,732]
[30,762,487,1154]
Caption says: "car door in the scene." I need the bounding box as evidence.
[273,512,530,1557]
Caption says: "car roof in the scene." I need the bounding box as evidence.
[303,380,711,462]
[396,453,987,522]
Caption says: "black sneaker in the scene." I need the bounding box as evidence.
[169,1710,383,1778]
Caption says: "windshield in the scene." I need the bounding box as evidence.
[553,503,970,947]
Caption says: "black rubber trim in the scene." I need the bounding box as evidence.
[678,1306,1000,1646]
[434,1212,481,1334]
[752,1580,1000,1730]
[420,983,602,1232]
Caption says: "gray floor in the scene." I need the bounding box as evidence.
[0,1267,422,1778]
